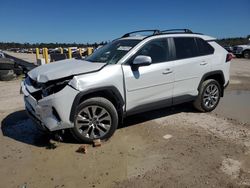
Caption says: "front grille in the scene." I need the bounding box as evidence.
[31,90,43,101]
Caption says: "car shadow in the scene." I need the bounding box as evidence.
[1,102,197,146]
[1,110,51,147]
[121,102,197,128]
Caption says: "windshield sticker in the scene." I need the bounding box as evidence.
[117,46,132,51]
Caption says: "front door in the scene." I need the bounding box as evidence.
[122,38,174,114]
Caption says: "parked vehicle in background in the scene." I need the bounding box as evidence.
[233,43,250,59]
[223,45,233,53]
[0,50,5,58]
[21,29,231,143]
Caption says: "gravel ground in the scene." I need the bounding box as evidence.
[0,58,250,188]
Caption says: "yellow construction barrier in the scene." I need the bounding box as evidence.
[44,48,49,64]
[79,48,82,58]
[60,47,63,54]
[68,47,72,59]
[42,48,46,58]
[87,47,93,56]
[35,48,39,60]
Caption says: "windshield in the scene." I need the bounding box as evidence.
[85,39,140,64]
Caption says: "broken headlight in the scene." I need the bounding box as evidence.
[42,79,71,97]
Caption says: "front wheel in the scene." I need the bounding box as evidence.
[70,97,118,143]
[193,79,221,112]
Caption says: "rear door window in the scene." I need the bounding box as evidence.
[173,37,198,60]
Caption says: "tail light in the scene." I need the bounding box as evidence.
[226,53,233,62]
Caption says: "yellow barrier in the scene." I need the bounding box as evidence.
[60,47,63,54]
[79,48,82,58]
[35,48,39,60]
[68,48,72,59]
[42,48,45,58]
[44,48,49,64]
[87,47,93,56]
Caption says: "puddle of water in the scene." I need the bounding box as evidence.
[214,90,250,124]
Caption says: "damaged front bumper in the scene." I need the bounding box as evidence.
[21,80,79,132]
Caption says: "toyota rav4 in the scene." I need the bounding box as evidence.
[21,29,231,143]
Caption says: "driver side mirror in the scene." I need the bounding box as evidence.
[133,55,152,66]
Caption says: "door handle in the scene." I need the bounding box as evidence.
[162,68,173,74]
[200,61,208,65]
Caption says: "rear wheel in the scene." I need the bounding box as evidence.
[70,97,118,143]
[193,79,221,112]
[243,50,250,59]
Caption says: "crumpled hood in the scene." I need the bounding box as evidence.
[28,59,106,83]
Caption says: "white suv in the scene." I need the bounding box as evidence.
[21,29,231,143]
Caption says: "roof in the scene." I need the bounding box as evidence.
[117,29,216,41]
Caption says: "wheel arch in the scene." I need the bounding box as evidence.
[243,49,250,58]
[69,86,125,123]
[198,71,225,97]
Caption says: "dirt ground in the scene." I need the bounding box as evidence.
[0,59,250,188]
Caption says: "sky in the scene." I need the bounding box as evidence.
[0,0,249,43]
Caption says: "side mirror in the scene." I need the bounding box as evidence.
[133,55,152,66]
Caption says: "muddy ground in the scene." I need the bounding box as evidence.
[0,59,250,188]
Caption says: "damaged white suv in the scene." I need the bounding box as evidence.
[21,29,231,143]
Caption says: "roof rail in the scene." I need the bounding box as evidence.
[121,30,160,38]
[160,29,193,34]
[120,29,197,39]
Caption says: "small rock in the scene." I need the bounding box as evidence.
[76,145,88,154]
[163,134,173,139]
[93,139,101,147]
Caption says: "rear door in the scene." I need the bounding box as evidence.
[172,37,213,104]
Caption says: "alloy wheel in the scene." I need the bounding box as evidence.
[203,84,219,109]
[75,105,112,139]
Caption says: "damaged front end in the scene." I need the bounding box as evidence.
[21,76,79,132]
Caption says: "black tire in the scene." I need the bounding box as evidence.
[0,58,15,64]
[193,79,221,112]
[0,63,14,70]
[70,97,118,143]
[243,50,250,59]
[0,69,14,75]
[0,70,16,81]
[13,66,23,75]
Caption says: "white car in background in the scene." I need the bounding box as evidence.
[0,50,5,58]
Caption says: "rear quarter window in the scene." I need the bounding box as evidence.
[195,38,214,56]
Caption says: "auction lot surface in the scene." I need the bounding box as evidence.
[1,59,250,188]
